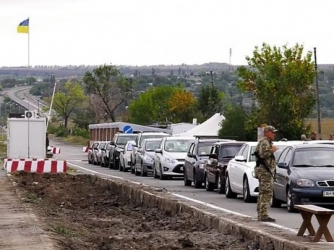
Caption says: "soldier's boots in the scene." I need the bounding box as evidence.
[258,217,276,222]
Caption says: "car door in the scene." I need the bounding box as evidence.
[228,145,246,190]
[274,148,289,200]
[136,141,145,166]
[207,145,218,183]
[274,147,291,200]
[185,143,195,180]
[233,145,249,192]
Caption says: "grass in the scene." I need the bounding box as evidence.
[0,134,7,159]
[22,193,40,203]
[306,118,334,139]
[55,225,76,237]
[66,166,80,174]
[50,135,88,146]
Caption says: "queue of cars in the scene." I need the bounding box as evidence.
[87,132,334,213]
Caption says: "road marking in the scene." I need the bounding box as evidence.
[171,193,250,218]
[68,162,145,185]
[68,161,299,235]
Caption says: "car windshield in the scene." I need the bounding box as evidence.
[197,142,215,156]
[117,135,137,145]
[249,145,287,162]
[220,145,242,158]
[139,134,169,146]
[99,143,106,149]
[145,141,161,151]
[293,149,334,167]
[164,140,193,152]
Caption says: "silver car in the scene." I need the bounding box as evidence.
[134,138,163,176]
[119,141,135,172]
[153,137,195,180]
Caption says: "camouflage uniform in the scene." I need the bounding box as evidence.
[254,136,275,220]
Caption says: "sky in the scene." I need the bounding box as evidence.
[0,0,333,67]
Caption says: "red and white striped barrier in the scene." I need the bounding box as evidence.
[4,159,67,173]
[52,147,61,154]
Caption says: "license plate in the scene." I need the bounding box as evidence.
[323,191,334,197]
[180,166,184,171]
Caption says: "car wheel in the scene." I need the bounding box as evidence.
[217,174,226,194]
[225,174,237,198]
[159,165,166,180]
[119,160,123,171]
[271,190,282,208]
[184,169,191,186]
[123,160,128,172]
[153,163,159,179]
[193,171,202,188]
[286,187,297,213]
[108,157,113,169]
[243,177,254,203]
[88,156,92,164]
[205,175,214,191]
[140,163,148,177]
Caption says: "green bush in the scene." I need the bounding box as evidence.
[72,128,89,139]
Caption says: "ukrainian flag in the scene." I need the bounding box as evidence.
[17,18,29,33]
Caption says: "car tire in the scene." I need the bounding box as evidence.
[184,170,191,186]
[159,165,166,180]
[225,174,237,198]
[205,175,215,191]
[286,187,297,213]
[193,171,202,189]
[140,163,147,177]
[243,177,255,203]
[217,174,226,194]
[271,190,282,208]
[153,163,159,179]
[123,160,128,172]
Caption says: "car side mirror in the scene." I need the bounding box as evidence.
[277,162,288,169]
[110,141,115,146]
[235,155,246,162]
[209,153,218,160]
[94,147,98,150]
[155,149,162,154]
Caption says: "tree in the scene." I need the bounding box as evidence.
[197,85,223,120]
[45,81,87,128]
[83,64,134,122]
[237,43,316,139]
[218,105,256,141]
[128,85,175,125]
[168,88,197,123]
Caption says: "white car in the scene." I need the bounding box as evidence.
[153,137,195,180]
[225,140,305,202]
[119,141,135,172]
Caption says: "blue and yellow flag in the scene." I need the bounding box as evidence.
[17,18,29,33]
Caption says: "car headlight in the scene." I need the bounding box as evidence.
[144,155,153,162]
[165,157,176,164]
[199,163,205,169]
[296,179,315,187]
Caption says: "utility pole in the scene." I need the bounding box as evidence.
[210,71,214,87]
[314,47,321,140]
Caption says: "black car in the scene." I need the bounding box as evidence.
[204,141,244,194]
[184,137,231,188]
[272,144,334,212]
[109,133,138,170]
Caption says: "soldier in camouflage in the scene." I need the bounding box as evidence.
[254,125,278,222]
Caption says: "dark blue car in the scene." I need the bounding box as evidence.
[272,144,334,212]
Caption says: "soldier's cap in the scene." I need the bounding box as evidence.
[264,125,278,133]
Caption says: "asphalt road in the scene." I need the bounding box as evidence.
[49,138,334,235]
[4,86,38,111]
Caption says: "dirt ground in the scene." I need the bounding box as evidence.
[12,172,259,250]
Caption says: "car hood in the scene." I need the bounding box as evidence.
[292,167,334,180]
[145,152,155,158]
[164,151,187,160]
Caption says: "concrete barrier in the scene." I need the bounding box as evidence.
[83,174,332,250]
[5,159,67,173]
[52,147,61,154]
